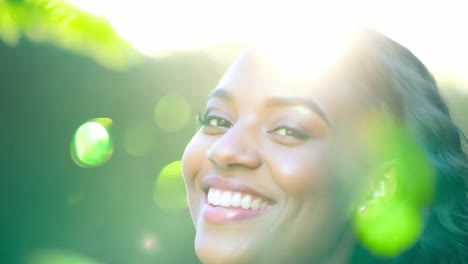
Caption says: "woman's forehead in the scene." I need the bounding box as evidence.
[211,48,373,125]
[217,48,361,100]
[217,48,330,95]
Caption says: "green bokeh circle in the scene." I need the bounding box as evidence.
[153,160,187,211]
[154,94,191,132]
[71,121,113,167]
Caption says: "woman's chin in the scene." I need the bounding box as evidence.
[194,234,262,264]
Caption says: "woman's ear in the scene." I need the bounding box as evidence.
[367,161,397,201]
[349,111,435,257]
[352,161,425,257]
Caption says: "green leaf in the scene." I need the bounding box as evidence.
[0,0,142,69]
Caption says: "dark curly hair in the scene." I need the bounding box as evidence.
[341,29,468,264]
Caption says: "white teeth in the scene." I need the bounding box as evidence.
[219,191,232,207]
[241,194,252,209]
[207,188,271,210]
[208,188,214,202]
[251,199,261,210]
[231,192,241,207]
[212,189,221,206]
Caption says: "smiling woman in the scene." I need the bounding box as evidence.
[181,28,468,264]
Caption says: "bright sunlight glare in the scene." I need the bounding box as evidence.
[67,0,467,86]
[253,24,357,80]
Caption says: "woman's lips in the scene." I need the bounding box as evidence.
[203,203,270,223]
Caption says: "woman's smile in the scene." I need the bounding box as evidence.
[181,29,468,264]
[182,48,361,263]
[201,177,275,223]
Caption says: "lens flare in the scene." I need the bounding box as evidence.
[253,25,358,80]
[354,198,424,256]
[154,94,191,132]
[353,113,435,256]
[153,160,187,211]
[141,231,160,254]
[71,118,113,168]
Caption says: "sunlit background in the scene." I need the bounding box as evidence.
[0,0,467,263]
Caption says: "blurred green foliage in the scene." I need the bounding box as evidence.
[0,0,140,69]
[0,39,224,263]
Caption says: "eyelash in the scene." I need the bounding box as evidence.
[196,112,233,128]
[268,126,310,140]
[196,112,310,141]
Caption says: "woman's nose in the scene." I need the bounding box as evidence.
[206,128,262,170]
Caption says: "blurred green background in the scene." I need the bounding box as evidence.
[0,2,229,263]
[0,1,467,263]
[0,32,225,264]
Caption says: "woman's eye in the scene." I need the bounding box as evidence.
[269,126,310,140]
[196,112,233,129]
[206,117,232,128]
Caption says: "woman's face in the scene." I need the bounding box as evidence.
[182,49,373,263]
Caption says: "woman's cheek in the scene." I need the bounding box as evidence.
[270,144,331,195]
[182,133,209,219]
[182,133,207,182]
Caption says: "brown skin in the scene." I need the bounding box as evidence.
[182,48,376,264]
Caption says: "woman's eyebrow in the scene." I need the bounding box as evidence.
[264,97,330,126]
[208,89,330,126]
[208,89,233,102]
